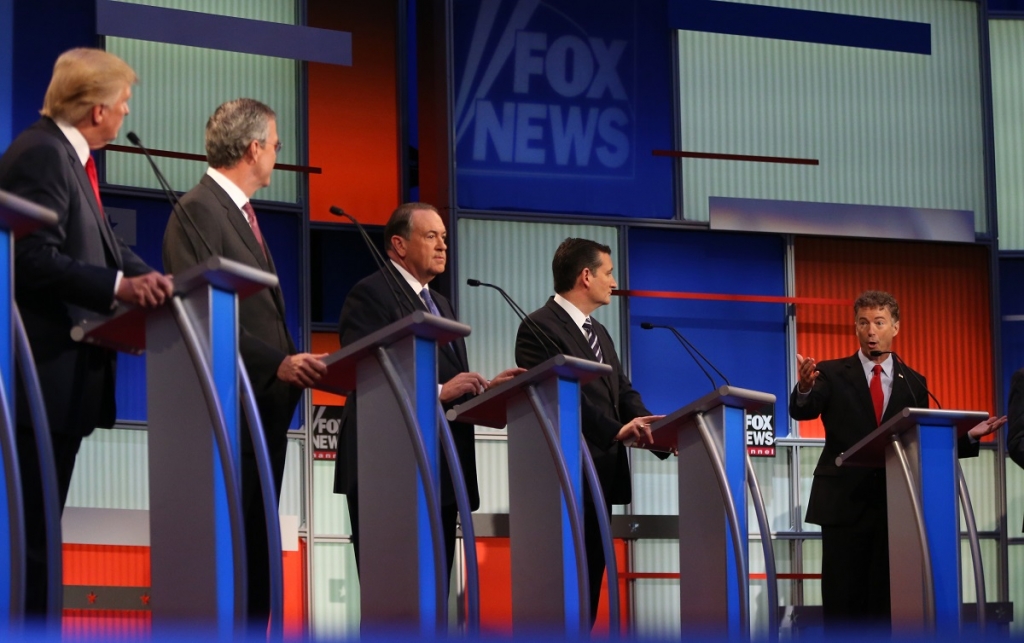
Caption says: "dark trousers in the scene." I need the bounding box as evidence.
[241,428,289,628]
[347,490,460,589]
[820,500,891,634]
[16,424,82,616]
[584,493,613,629]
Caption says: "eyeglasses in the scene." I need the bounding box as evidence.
[260,139,283,154]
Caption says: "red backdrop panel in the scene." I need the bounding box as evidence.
[308,1,400,225]
[793,238,994,438]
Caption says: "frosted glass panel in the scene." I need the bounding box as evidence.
[111,0,297,23]
[67,428,149,510]
[801,538,823,607]
[958,450,996,533]
[456,218,621,435]
[677,0,985,232]
[798,445,821,533]
[280,438,305,528]
[1009,544,1024,635]
[630,448,678,515]
[105,38,299,203]
[312,542,360,637]
[632,539,680,638]
[960,538,998,606]
[475,438,509,514]
[992,20,1024,250]
[747,446,793,534]
[313,459,351,537]
[749,538,792,637]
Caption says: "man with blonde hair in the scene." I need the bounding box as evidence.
[0,47,172,616]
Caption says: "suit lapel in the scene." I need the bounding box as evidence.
[202,175,271,272]
[50,122,121,267]
[201,176,286,318]
[547,299,614,396]
[432,291,468,371]
[840,354,877,428]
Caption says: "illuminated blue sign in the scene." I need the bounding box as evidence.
[452,0,673,218]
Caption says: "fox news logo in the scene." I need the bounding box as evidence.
[746,406,776,457]
[311,405,343,460]
[454,0,636,177]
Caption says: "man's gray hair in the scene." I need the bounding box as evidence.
[205,98,276,169]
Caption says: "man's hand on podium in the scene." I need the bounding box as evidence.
[968,415,1007,440]
[277,353,328,388]
[616,414,664,447]
[488,367,526,389]
[440,371,490,402]
[116,271,174,308]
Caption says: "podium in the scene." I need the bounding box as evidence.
[0,190,58,625]
[645,385,776,637]
[837,407,989,633]
[318,311,470,633]
[73,256,277,634]
[446,354,611,635]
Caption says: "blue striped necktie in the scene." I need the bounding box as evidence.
[582,317,604,363]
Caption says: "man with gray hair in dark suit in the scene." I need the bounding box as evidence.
[163,97,327,626]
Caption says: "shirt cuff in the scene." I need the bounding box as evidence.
[112,270,124,309]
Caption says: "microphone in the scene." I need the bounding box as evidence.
[869,350,938,409]
[128,131,213,257]
[640,322,730,389]
[466,279,560,355]
[329,205,421,315]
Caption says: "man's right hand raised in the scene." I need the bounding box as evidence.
[116,271,174,308]
[796,353,818,393]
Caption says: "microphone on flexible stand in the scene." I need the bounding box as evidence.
[127,131,213,257]
[640,322,730,390]
[869,350,938,409]
[466,278,560,356]
[329,205,421,315]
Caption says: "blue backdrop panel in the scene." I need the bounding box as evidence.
[108,192,302,429]
[451,0,673,218]
[627,227,790,436]
[1000,257,1024,411]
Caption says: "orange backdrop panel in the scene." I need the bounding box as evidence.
[308,1,400,225]
[311,332,345,406]
[793,238,994,439]
[474,537,629,635]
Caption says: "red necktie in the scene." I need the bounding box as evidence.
[85,155,104,217]
[870,364,884,425]
[241,202,267,259]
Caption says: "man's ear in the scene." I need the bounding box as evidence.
[390,235,406,258]
[892,320,899,337]
[90,104,105,126]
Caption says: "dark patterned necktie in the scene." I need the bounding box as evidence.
[582,317,603,363]
[242,202,267,259]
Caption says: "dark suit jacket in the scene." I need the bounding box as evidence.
[333,268,479,509]
[515,298,651,505]
[0,117,151,436]
[1007,368,1024,530]
[790,353,978,527]
[162,173,299,446]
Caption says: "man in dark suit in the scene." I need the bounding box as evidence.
[791,290,1003,632]
[334,202,521,582]
[1006,369,1024,529]
[0,47,174,615]
[515,237,662,626]
[162,98,327,625]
